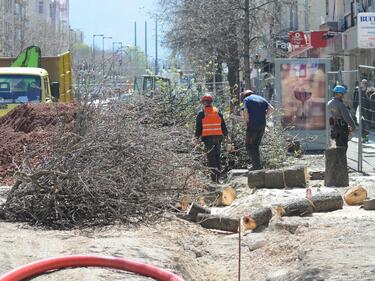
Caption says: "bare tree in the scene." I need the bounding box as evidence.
[158,0,289,91]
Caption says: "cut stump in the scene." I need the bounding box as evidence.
[242,207,273,230]
[324,147,349,187]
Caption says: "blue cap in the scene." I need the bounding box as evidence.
[333,85,346,94]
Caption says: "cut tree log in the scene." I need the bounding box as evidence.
[276,198,314,217]
[198,187,237,207]
[242,207,273,230]
[187,203,210,221]
[248,166,307,189]
[276,190,344,217]
[196,213,239,233]
[309,170,325,180]
[324,147,349,187]
[247,170,265,188]
[311,190,344,212]
[363,199,375,210]
[176,196,191,211]
[344,186,367,206]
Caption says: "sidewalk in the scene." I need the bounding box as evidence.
[348,132,375,174]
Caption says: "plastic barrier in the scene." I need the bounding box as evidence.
[0,255,185,281]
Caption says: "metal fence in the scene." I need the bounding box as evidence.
[328,68,375,173]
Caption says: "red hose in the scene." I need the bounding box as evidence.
[0,255,185,281]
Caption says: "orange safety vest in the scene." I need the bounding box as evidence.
[202,106,224,137]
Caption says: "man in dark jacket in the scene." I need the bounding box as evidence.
[328,85,356,150]
[195,94,228,183]
[242,90,274,170]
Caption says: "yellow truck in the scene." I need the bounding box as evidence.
[0,46,72,116]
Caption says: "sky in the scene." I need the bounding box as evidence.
[69,0,167,59]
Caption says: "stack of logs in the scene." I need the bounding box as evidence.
[180,166,375,233]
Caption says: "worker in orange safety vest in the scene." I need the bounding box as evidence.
[195,94,228,183]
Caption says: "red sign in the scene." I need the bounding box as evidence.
[289,31,306,46]
[310,31,328,48]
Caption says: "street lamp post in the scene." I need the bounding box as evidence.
[112,42,123,84]
[102,36,112,78]
[92,34,104,65]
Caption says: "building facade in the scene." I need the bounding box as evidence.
[0,0,27,56]
[0,0,76,56]
[322,0,375,69]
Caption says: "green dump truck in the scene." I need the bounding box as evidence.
[0,46,73,117]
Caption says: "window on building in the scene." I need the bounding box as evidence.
[38,1,44,14]
[344,0,351,13]
[5,0,12,12]
[5,22,11,40]
[15,29,21,41]
[15,3,21,15]
[351,1,356,26]
[326,0,329,16]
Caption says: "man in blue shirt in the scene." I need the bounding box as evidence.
[242,90,274,170]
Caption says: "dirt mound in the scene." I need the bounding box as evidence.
[0,103,77,185]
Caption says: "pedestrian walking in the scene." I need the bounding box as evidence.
[242,90,274,170]
[195,94,228,183]
[327,85,356,150]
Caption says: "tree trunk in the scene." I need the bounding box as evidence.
[242,207,272,230]
[363,199,375,210]
[344,186,367,206]
[196,213,239,233]
[247,170,266,188]
[311,191,344,212]
[187,202,211,221]
[248,166,307,189]
[324,147,349,187]
[276,198,314,217]
[277,191,344,217]
[227,41,240,114]
[243,0,251,89]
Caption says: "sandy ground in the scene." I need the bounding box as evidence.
[1,155,375,281]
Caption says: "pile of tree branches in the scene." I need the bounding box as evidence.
[0,95,204,229]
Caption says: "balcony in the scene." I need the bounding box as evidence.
[319,17,345,32]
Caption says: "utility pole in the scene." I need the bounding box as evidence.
[92,34,104,65]
[112,42,122,84]
[304,0,309,31]
[92,34,103,81]
[243,0,251,89]
[155,20,158,75]
[145,21,148,68]
[102,36,112,78]
[134,22,137,47]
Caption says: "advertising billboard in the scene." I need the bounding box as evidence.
[358,13,375,49]
[274,59,331,150]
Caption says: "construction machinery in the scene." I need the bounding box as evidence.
[0,46,72,116]
[133,75,171,96]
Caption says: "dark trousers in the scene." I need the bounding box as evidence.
[331,122,349,150]
[245,127,265,169]
[203,135,223,182]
